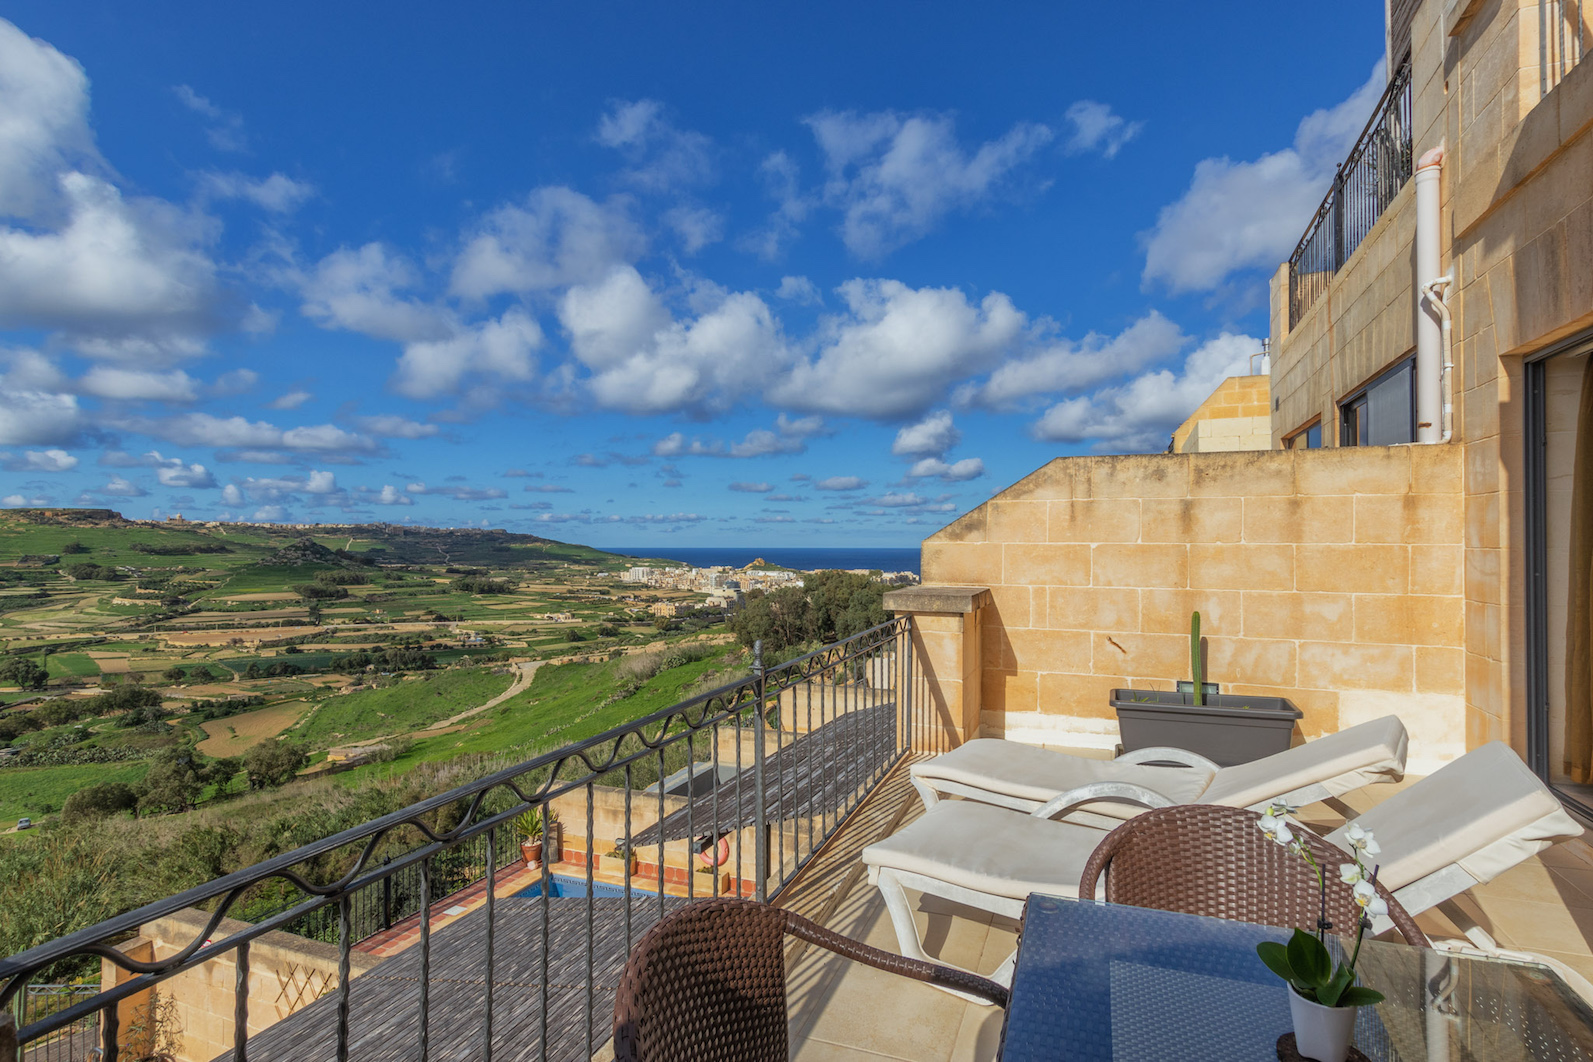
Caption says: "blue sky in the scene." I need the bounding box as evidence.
[0,2,1386,547]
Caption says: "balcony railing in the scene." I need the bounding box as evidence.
[0,617,921,1062]
[1288,60,1414,328]
[1541,0,1587,95]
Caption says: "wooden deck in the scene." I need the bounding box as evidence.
[216,895,685,1062]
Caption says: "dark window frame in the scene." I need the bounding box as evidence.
[1525,328,1593,820]
[1285,418,1323,450]
[1339,355,1417,447]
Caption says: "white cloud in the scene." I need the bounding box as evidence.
[561,267,789,415]
[127,413,378,454]
[907,456,985,481]
[775,276,820,305]
[351,414,439,439]
[0,389,83,446]
[0,19,101,220]
[268,389,313,410]
[1063,101,1143,158]
[652,414,825,459]
[0,172,219,354]
[728,481,771,493]
[173,85,246,152]
[372,485,411,506]
[197,171,315,213]
[304,470,337,494]
[965,311,1187,408]
[101,474,146,497]
[815,476,866,491]
[892,410,960,457]
[394,309,542,399]
[3,493,50,506]
[663,206,723,254]
[1032,332,1261,451]
[595,99,714,191]
[154,460,216,489]
[300,243,453,343]
[867,491,925,507]
[404,481,506,501]
[449,187,645,299]
[211,368,258,396]
[771,280,1023,418]
[524,483,574,493]
[4,448,76,472]
[77,367,200,402]
[220,484,243,506]
[805,110,1053,258]
[1142,66,1384,293]
[251,505,287,521]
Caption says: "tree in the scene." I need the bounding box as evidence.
[138,751,203,814]
[188,664,216,683]
[162,666,187,684]
[200,756,241,796]
[0,657,48,690]
[242,741,309,790]
[62,782,140,824]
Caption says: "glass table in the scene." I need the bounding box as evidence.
[1000,894,1593,1061]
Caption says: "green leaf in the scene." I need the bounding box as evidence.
[1318,965,1355,1007]
[1286,929,1332,989]
[1337,986,1386,1008]
[1256,941,1296,982]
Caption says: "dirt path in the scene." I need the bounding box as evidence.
[420,660,541,731]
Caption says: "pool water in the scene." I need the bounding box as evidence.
[512,874,657,899]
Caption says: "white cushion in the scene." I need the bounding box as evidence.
[1200,715,1408,807]
[862,801,1099,901]
[1326,742,1583,890]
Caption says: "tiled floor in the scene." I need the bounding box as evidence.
[779,752,1593,1062]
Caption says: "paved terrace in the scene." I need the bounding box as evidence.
[209,751,1593,1062]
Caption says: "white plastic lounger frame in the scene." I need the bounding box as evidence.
[909,715,1409,830]
[865,741,1584,1004]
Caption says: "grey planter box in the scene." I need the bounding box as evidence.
[1109,689,1302,767]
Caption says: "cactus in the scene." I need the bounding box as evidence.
[1191,611,1203,706]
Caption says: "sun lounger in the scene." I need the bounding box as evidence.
[863,741,1583,997]
[909,714,1408,827]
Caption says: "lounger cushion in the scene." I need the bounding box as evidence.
[910,739,1215,818]
[862,801,1097,902]
[1199,715,1409,808]
[1327,741,1583,890]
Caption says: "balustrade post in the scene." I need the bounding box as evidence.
[752,639,768,902]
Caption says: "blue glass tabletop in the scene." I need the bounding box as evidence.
[999,894,1593,1062]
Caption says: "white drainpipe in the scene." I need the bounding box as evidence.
[1415,145,1451,444]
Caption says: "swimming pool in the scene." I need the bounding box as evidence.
[512,874,659,899]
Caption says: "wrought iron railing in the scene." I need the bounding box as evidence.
[1288,60,1414,328]
[1,617,922,1062]
[12,986,97,1062]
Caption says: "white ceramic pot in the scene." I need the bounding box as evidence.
[1288,987,1358,1062]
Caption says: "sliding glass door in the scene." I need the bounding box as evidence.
[1527,334,1593,815]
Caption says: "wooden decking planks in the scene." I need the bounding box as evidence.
[214,895,685,1062]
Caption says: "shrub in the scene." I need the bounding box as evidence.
[62,782,140,824]
[242,741,309,790]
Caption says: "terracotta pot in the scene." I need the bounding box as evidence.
[521,840,543,868]
[1288,987,1357,1062]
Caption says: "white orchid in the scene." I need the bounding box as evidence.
[1257,809,1295,847]
[1352,879,1377,907]
[1339,863,1362,885]
[1344,823,1381,856]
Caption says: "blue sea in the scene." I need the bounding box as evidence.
[606,546,920,575]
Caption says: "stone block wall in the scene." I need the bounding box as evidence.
[1171,375,1272,453]
[917,446,1467,772]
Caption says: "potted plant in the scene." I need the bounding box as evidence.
[514,807,545,868]
[1254,802,1386,1062]
[607,838,639,875]
[1109,611,1302,766]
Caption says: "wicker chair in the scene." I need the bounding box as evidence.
[1078,804,1430,946]
[611,896,1008,1062]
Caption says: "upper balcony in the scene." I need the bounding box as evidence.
[1287,60,1414,330]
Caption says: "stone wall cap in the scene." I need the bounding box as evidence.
[882,585,993,614]
[145,906,384,975]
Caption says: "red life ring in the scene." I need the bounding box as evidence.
[697,834,730,867]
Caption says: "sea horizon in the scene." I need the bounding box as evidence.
[604,545,921,576]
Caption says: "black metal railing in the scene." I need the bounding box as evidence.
[1288,60,1414,328]
[1,617,920,1062]
[12,986,97,1062]
[1541,0,1587,95]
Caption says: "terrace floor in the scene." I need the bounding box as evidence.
[776,749,1593,1062]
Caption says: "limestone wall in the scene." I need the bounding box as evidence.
[1171,375,1271,453]
[921,446,1467,772]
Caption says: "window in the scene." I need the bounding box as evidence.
[1340,357,1415,446]
[1285,420,1322,450]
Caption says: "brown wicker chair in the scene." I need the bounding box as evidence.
[611,896,1007,1062]
[1078,804,1430,946]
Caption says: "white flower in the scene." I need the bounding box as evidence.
[1365,895,1390,919]
[1345,824,1380,855]
[1339,863,1362,885]
[1352,879,1377,907]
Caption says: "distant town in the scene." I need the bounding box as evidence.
[620,560,918,613]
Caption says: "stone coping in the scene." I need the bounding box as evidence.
[882,585,992,614]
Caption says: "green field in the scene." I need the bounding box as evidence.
[44,653,100,678]
[297,667,517,748]
[0,762,151,824]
